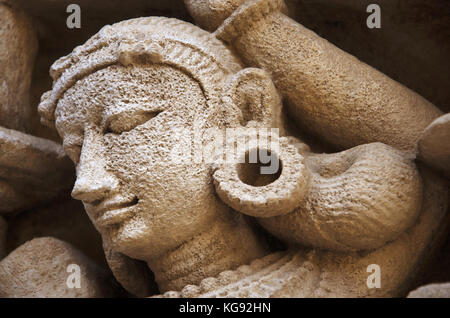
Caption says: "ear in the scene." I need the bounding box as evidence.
[223,68,284,129]
[213,135,311,218]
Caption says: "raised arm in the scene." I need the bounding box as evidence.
[186,0,442,152]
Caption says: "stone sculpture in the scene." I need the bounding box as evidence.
[35,0,448,297]
[0,1,37,132]
[0,126,74,214]
[0,0,447,298]
[0,237,121,297]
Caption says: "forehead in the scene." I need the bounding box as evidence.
[54,64,206,135]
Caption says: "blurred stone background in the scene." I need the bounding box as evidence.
[0,0,448,297]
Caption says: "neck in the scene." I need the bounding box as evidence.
[146,214,269,292]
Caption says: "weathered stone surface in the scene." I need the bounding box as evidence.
[216,0,442,153]
[103,241,157,297]
[0,126,74,214]
[184,0,450,114]
[0,0,446,300]
[0,237,122,297]
[0,2,38,132]
[35,13,448,297]
[6,198,107,267]
[418,113,450,177]
[15,0,191,141]
[15,0,190,53]
[0,216,6,260]
[407,283,450,298]
[417,228,450,287]
[158,165,448,298]
[257,143,423,252]
[28,54,62,142]
[184,0,246,31]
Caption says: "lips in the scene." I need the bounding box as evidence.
[92,196,138,227]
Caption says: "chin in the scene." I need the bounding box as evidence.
[102,218,166,261]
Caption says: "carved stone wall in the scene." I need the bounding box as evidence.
[0,0,448,298]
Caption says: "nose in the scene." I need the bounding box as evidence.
[71,128,119,204]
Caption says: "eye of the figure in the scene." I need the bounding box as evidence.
[104,110,162,135]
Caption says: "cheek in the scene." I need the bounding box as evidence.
[103,126,172,180]
[132,166,219,241]
[103,124,215,206]
[102,111,195,179]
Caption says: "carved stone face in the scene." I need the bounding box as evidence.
[54,64,227,260]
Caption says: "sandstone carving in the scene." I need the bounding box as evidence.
[0,237,122,297]
[407,283,450,298]
[6,198,106,267]
[0,2,38,132]
[184,0,247,31]
[0,0,446,298]
[282,0,450,113]
[214,0,442,152]
[36,8,448,298]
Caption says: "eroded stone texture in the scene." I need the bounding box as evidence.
[157,165,448,298]
[185,0,450,114]
[184,0,246,31]
[28,54,62,142]
[35,14,448,298]
[285,0,450,114]
[256,142,422,252]
[0,237,122,297]
[0,2,38,132]
[16,0,190,55]
[407,283,450,298]
[215,0,442,153]
[0,126,74,214]
[6,198,106,267]
[418,113,450,178]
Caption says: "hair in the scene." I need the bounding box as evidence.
[38,16,243,128]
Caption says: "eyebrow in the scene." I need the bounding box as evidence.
[101,102,165,125]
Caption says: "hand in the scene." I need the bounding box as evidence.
[183,0,247,31]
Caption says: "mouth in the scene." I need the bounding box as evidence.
[92,196,139,227]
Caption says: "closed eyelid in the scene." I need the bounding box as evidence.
[103,100,161,121]
[103,108,163,134]
[104,107,162,125]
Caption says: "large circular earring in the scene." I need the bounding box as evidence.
[213,134,310,218]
